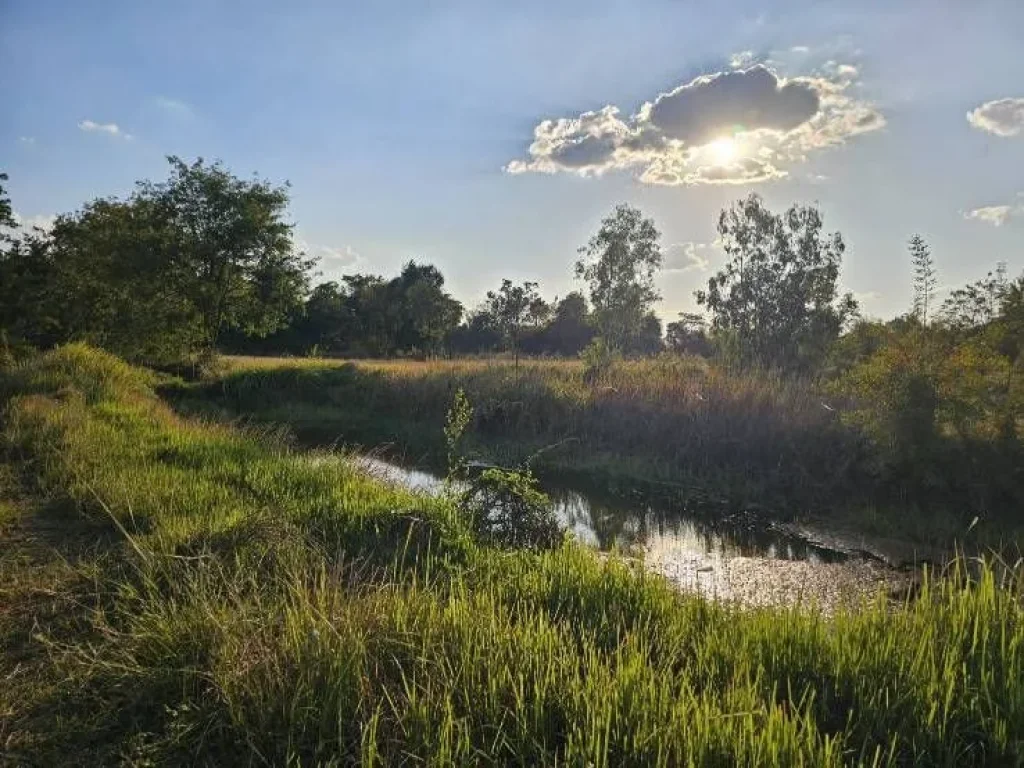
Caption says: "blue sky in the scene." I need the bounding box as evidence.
[3,0,1023,322]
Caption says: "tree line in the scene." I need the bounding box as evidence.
[2,157,1022,387]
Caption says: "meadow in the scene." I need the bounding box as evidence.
[173,353,1014,549]
[2,344,1024,765]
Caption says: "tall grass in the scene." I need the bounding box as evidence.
[2,344,1023,765]
[181,355,860,514]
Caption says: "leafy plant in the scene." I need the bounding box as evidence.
[579,336,620,382]
[458,466,563,550]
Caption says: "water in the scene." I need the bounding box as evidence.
[351,455,904,608]
[355,456,850,564]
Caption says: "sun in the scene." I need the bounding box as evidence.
[707,136,739,166]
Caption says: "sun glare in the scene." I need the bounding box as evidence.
[707,136,739,166]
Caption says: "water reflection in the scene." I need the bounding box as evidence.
[355,455,849,564]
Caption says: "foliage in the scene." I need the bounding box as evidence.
[576,204,662,352]
[941,262,1008,332]
[0,160,313,363]
[697,193,858,372]
[909,234,938,325]
[482,279,547,366]
[458,466,563,550]
[3,346,1024,765]
[443,387,473,482]
[579,336,622,381]
[231,260,463,358]
[666,312,711,357]
[0,172,15,231]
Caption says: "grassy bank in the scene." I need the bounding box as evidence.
[3,345,1024,765]
[176,356,861,511]
[171,355,1020,548]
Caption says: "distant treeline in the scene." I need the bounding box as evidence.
[1,157,1022,383]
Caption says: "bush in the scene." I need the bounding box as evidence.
[458,466,563,550]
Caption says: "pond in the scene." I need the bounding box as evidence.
[352,455,908,610]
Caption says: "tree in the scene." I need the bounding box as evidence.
[144,157,312,353]
[0,173,15,231]
[44,197,202,361]
[391,261,463,356]
[666,312,711,357]
[0,174,63,351]
[576,204,662,352]
[941,262,1008,331]
[541,292,594,356]
[909,234,938,326]
[696,194,857,372]
[484,279,545,369]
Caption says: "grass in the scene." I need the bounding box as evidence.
[179,355,859,511]
[172,354,1021,549]
[2,344,1024,764]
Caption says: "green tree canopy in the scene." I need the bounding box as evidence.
[483,279,547,366]
[576,204,662,352]
[697,193,857,372]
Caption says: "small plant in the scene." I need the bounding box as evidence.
[579,336,620,382]
[443,387,473,485]
[443,387,562,550]
[458,466,563,550]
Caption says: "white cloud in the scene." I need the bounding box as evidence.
[853,290,881,304]
[790,45,810,54]
[967,98,1024,137]
[18,136,35,145]
[3,211,57,236]
[297,239,364,270]
[78,119,132,139]
[962,203,1020,227]
[729,50,755,68]
[506,62,883,186]
[663,242,713,272]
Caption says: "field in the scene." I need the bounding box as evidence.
[2,345,1023,764]
[171,353,1015,550]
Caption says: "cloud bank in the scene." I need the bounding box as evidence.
[967,98,1024,137]
[505,61,884,186]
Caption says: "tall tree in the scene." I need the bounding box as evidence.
[941,263,1008,331]
[484,279,545,369]
[696,193,858,371]
[576,204,662,352]
[909,234,938,326]
[145,157,313,352]
[391,261,463,356]
[0,173,15,231]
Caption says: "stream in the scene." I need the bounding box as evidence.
[353,455,911,610]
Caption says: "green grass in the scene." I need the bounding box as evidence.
[2,344,1024,765]
[170,354,1023,549]
[174,355,859,511]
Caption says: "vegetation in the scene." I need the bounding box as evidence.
[177,350,1021,547]
[3,160,1022,542]
[575,203,664,354]
[696,195,858,373]
[2,345,1024,765]
[1,158,311,363]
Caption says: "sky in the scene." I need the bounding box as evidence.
[3,0,1023,323]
